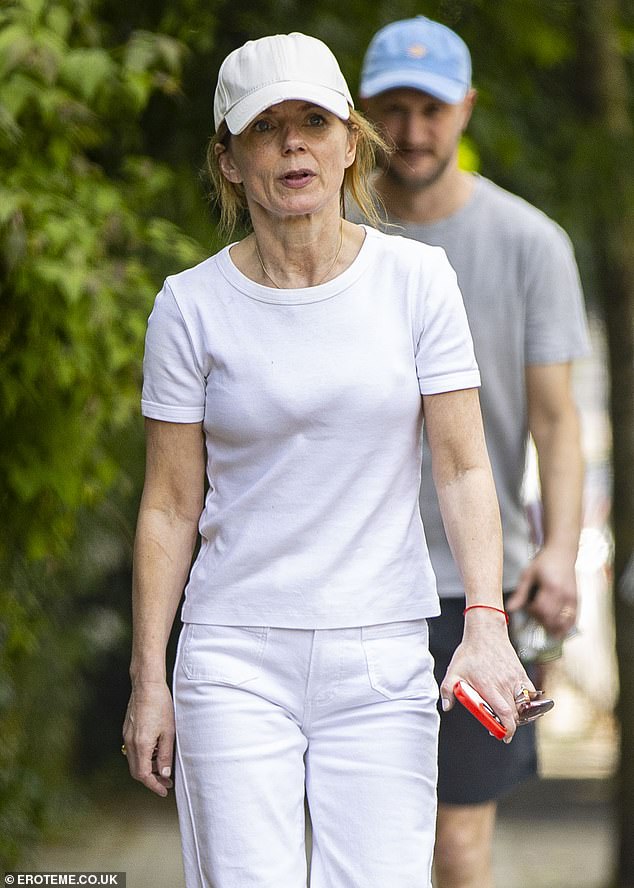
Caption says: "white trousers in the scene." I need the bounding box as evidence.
[173,619,439,888]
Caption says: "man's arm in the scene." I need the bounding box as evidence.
[507,362,584,638]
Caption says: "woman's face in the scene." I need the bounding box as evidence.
[217,100,357,223]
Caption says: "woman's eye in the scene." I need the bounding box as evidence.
[253,119,272,133]
[308,114,326,126]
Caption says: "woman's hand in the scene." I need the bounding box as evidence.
[122,680,175,797]
[439,609,535,742]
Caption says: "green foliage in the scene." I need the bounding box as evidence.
[0,0,206,865]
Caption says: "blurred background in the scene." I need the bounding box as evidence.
[1,0,633,885]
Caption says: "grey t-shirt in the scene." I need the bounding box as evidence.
[362,175,590,596]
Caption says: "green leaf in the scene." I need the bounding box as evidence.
[59,47,118,102]
[0,24,33,77]
[45,5,72,40]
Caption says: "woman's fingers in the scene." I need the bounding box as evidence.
[490,688,518,742]
[439,670,458,712]
[494,671,538,741]
[154,730,176,786]
[124,734,173,796]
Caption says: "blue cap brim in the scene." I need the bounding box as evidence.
[359,69,468,104]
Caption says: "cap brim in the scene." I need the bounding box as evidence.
[223,82,352,134]
[359,70,468,104]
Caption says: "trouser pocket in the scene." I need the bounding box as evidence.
[362,619,434,700]
[181,623,269,686]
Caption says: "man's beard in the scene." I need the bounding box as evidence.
[384,149,453,192]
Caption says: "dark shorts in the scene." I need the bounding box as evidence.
[429,596,538,805]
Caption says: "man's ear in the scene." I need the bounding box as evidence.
[215,142,243,184]
[461,88,478,131]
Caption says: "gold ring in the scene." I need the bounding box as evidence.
[514,686,531,704]
[121,743,127,756]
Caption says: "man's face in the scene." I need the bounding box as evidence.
[364,87,474,190]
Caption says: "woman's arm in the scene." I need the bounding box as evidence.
[123,418,205,795]
[423,387,532,739]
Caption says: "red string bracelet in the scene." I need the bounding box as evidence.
[463,604,509,624]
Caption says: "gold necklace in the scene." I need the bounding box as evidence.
[254,221,344,289]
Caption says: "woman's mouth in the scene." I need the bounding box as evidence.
[280,169,315,188]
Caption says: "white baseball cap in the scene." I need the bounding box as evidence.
[214,32,354,134]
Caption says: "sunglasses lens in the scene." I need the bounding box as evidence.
[517,697,554,724]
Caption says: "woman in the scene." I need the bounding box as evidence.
[123,32,532,888]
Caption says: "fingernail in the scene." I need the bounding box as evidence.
[161,766,171,778]
[441,697,451,712]
[503,734,512,744]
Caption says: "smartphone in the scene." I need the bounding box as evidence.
[453,680,507,740]
[454,680,555,737]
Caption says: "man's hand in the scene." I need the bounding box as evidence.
[506,545,577,638]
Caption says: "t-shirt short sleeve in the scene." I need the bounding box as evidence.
[415,248,481,395]
[141,282,206,422]
[524,223,590,364]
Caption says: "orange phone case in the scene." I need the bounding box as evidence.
[453,679,507,740]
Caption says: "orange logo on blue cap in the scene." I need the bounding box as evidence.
[407,43,427,58]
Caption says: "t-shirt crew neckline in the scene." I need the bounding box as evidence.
[217,225,373,305]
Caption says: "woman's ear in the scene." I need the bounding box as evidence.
[215,142,243,184]
[344,124,359,169]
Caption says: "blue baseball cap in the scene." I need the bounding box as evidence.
[359,16,471,104]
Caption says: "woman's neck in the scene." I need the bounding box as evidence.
[232,211,364,289]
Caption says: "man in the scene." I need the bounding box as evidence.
[358,16,590,888]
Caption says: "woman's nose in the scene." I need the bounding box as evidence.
[281,125,306,152]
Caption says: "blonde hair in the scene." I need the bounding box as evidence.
[205,108,390,239]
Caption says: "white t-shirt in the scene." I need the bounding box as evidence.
[141,225,480,628]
